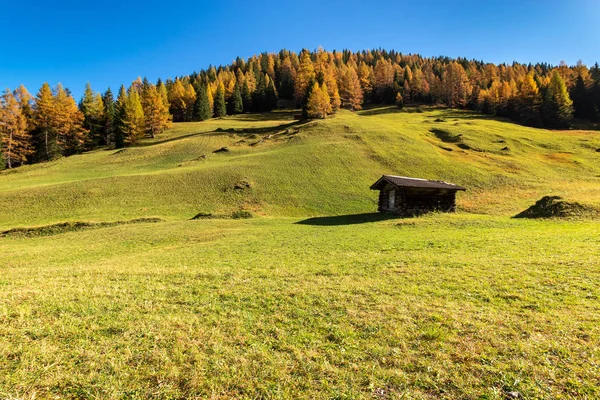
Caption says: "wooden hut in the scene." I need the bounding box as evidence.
[370,175,466,216]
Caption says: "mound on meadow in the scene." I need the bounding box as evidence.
[514,196,599,219]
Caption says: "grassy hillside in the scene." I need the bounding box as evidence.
[1,108,599,399]
[1,106,599,228]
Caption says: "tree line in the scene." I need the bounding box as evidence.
[2,48,600,169]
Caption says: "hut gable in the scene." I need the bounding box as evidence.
[370,175,466,216]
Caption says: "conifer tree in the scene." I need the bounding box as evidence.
[114,85,127,148]
[121,89,145,144]
[443,62,472,108]
[168,79,188,122]
[192,82,212,121]
[542,70,574,128]
[102,88,116,146]
[252,74,267,112]
[32,83,59,161]
[295,51,316,105]
[143,84,172,138]
[241,81,252,112]
[306,82,331,119]
[571,75,592,120]
[395,92,404,109]
[517,72,542,127]
[265,76,278,111]
[214,83,226,117]
[206,84,214,114]
[339,66,363,110]
[0,89,32,168]
[374,59,395,103]
[232,83,243,114]
[13,85,33,124]
[0,134,4,170]
[55,84,87,156]
[79,83,104,148]
[183,82,196,121]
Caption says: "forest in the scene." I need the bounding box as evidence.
[1,48,599,169]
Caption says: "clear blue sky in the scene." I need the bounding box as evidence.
[1,0,598,100]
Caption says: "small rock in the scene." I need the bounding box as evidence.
[505,391,522,399]
[213,147,229,153]
[434,118,446,122]
[596,148,600,152]
[501,146,510,151]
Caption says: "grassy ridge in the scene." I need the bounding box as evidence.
[1,107,599,228]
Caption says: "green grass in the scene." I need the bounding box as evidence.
[1,107,599,228]
[1,107,599,398]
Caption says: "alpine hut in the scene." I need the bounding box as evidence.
[370,175,466,216]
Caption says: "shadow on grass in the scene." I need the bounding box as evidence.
[133,121,305,148]
[296,213,401,226]
[232,111,297,122]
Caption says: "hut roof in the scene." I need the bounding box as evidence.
[370,175,466,191]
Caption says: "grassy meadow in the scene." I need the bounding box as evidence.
[1,107,599,398]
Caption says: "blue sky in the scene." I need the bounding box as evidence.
[1,0,598,100]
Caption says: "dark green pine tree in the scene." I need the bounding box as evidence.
[252,74,266,112]
[213,84,227,118]
[591,81,600,122]
[192,82,212,121]
[301,77,316,118]
[102,88,116,146]
[114,85,127,149]
[232,84,243,114]
[265,78,278,111]
[570,75,594,120]
[79,83,103,148]
[242,81,252,112]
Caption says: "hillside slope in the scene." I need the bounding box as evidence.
[1,107,599,228]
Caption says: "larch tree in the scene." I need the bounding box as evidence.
[168,79,188,122]
[395,92,404,109]
[120,88,145,144]
[373,59,395,103]
[54,84,87,156]
[183,82,196,121]
[32,82,59,161]
[517,71,543,126]
[295,51,316,105]
[0,89,32,168]
[339,66,363,110]
[443,62,472,108]
[143,84,171,138]
[306,82,331,119]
